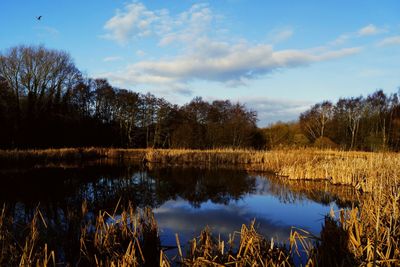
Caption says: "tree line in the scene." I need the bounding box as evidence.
[263,90,400,151]
[0,45,261,149]
[1,45,399,151]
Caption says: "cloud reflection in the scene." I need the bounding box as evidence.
[154,198,292,247]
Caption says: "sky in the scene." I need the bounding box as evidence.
[1,0,400,126]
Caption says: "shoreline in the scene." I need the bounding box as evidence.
[1,147,398,192]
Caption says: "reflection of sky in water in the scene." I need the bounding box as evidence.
[0,164,349,265]
[154,176,336,254]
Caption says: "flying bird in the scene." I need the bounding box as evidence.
[36,16,42,21]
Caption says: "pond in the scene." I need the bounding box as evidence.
[0,160,356,264]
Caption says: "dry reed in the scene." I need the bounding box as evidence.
[178,221,293,266]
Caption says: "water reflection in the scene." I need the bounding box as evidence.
[252,175,358,208]
[155,199,291,246]
[0,161,357,264]
[0,163,257,209]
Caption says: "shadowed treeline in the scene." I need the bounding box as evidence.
[0,45,261,149]
[2,45,400,151]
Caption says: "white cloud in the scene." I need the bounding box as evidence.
[239,97,313,126]
[377,36,400,46]
[104,70,178,85]
[101,2,361,95]
[158,3,213,46]
[103,56,123,62]
[329,24,385,46]
[101,68,190,97]
[101,42,361,89]
[103,2,215,46]
[358,24,381,36]
[102,2,160,44]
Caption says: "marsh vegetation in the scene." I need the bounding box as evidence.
[0,149,398,266]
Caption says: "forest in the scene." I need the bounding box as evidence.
[1,45,400,151]
[0,45,260,149]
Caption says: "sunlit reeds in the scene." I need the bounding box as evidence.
[177,221,292,266]
[79,201,160,266]
[289,189,400,266]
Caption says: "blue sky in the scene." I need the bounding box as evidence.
[1,0,400,126]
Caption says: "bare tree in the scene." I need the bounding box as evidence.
[0,45,80,116]
[300,101,333,142]
[335,97,364,149]
[115,89,140,147]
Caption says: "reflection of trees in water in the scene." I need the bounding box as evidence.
[148,167,256,208]
[0,164,138,264]
[254,174,359,208]
[0,163,257,264]
[0,163,257,211]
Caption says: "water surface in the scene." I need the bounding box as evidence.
[0,160,356,263]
